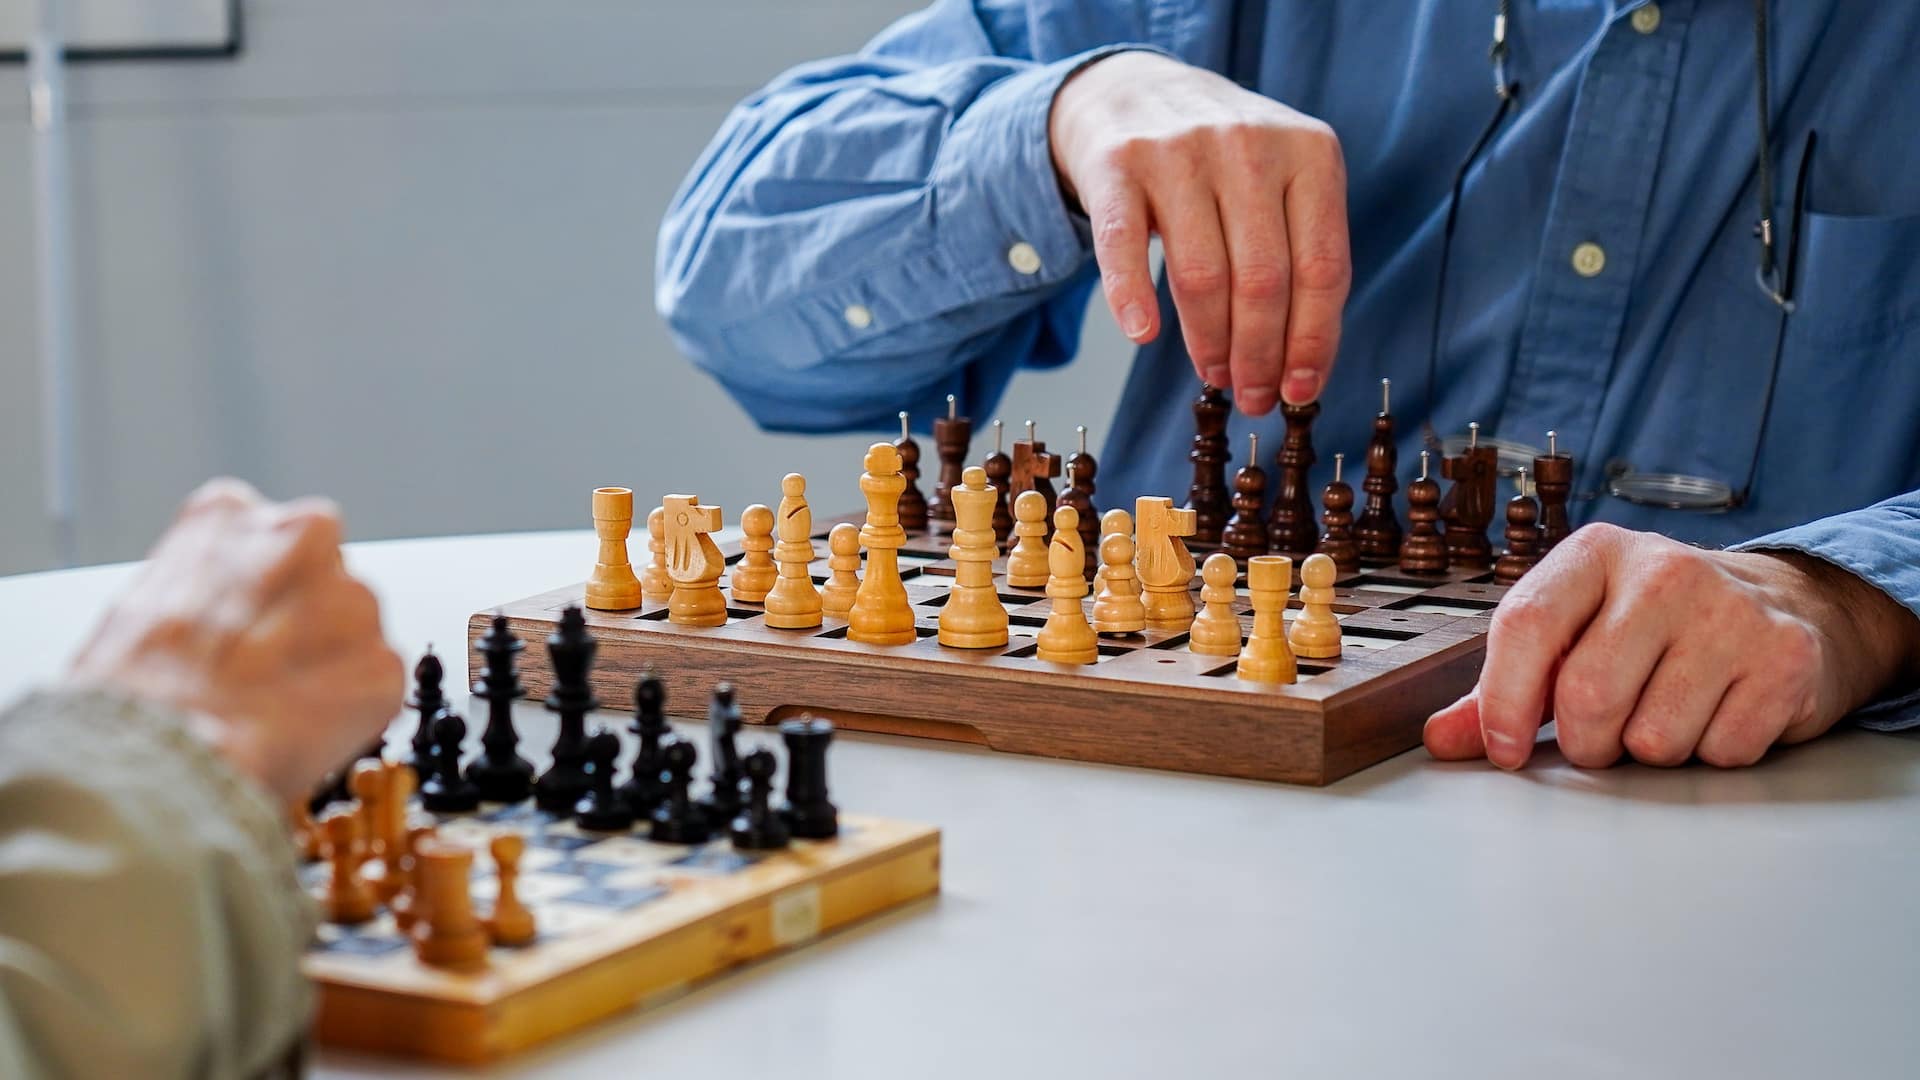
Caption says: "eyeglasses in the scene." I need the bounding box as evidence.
[1426,1,1812,512]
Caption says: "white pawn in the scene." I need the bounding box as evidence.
[1005,490,1050,589]
[821,522,861,618]
[1035,505,1097,665]
[764,473,823,629]
[730,504,777,602]
[1090,508,1131,601]
[1288,552,1342,659]
[1188,552,1242,656]
[1091,530,1146,635]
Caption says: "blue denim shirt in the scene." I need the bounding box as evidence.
[657,0,1920,728]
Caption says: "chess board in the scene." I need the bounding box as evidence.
[473,514,1503,786]
[301,803,940,1063]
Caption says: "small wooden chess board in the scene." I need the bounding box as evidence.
[475,514,1503,786]
[301,804,940,1063]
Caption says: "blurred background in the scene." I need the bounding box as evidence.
[0,0,1132,576]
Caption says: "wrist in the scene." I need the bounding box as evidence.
[1767,550,1920,712]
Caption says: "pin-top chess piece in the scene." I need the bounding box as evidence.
[1533,429,1574,553]
[1222,431,1270,561]
[642,505,673,602]
[927,394,971,530]
[1136,496,1199,629]
[1062,425,1100,578]
[575,729,635,831]
[848,442,916,646]
[1036,504,1098,664]
[939,465,1009,648]
[663,494,727,626]
[322,811,375,925]
[1269,399,1320,557]
[730,503,777,603]
[780,716,838,839]
[821,522,861,618]
[1355,379,1403,564]
[1189,551,1243,657]
[389,823,436,931]
[420,711,480,813]
[765,473,824,629]
[619,671,671,814]
[895,411,929,530]
[1316,452,1360,572]
[730,748,791,851]
[1441,422,1497,571]
[650,735,711,844]
[484,834,536,947]
[700,684,746,823]
[585,486,644,609]
[406,648,447,772]
[1237,555,1297,683]
[1091,512,1146,636]
[534,605,598,812]
[1400,450,1449,575]
[1185,384,1231,544]
[1006,490,1051,589]
[1495,467,1543,585]
[469,614,534,803]
[411,841,489,971]
[984,419,1014,549]
[1011,420,1060,539]
[1288,552,1342,660]
[349,761,397,900]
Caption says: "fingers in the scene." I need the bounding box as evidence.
[1279,131,1351,406]
[1423,691,1485,760]
[1083,177,1160,345]
[1616,647,1729,767]
[1218,160,1291,416]
[1152,180,1233,391]
[1550,600,1670,768]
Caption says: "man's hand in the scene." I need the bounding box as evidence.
[1049,51,1350,415]
[66,479,405,803]
[1425,524,1920,769]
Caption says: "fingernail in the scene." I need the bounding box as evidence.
[1202,366,1231,390]
[1238,386,1276,415]
[1485,729,1525,770]
[1120,303,1150,339]
[1282,369,1321,404]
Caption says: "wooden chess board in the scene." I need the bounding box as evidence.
[473,514,1503,786]
[301,804,940,1063]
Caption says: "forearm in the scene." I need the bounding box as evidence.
[0,689,313,1079]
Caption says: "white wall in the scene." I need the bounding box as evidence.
[0,0,1131,575]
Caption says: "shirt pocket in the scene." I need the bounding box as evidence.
[1787,209,1920,348]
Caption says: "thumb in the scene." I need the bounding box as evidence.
[1423,689,1488,761]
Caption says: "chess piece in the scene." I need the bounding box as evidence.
[420,712,480,813]
[1184,384,1231,544]
[321,812,376,924]
[649,736,711,844]
[469,613,534,803]
[534,605,598,812]
[1288,552,1342,659]
[378,764,416,898]
[1221,431,1270,561]
[1188,552,1243,656]
[1441,422,1497,571]
[619,671,671,814]
[1533,429,1574,553]
[1495,467,1543,585]
[663,494,728,626]
[730,748,791,851]
[1237,555,1297,683]
[1005,490,1051,588]
[895,411,929,531]
[410,841,489,971]
[642,506,673,602]
[389,824,436,932]
[1135,496,1199,629]
[1036,505,1098,664]
[1011,420,1060,538]
[483,834,536,947]
[585,486,644,609]
[405,649,447,773]
[927,394,971,530]
[765,474,824,628]
[1091,508,1131,602]
[1091,523,1147,635]
[699,684,746,823]
[730,503,777,602]
[1269,400,1320,557]
[349,761,398,901]
[780,716,839,840]
[821,522,861,617]
[1355,379,1403,564]
[1315,452,1360,572]
[938,466,1009,648]
[575,729,636,831]
[983,420,1014,550]
[848,442,916,645]
[1062,426,1100,578]
[1399,450,1449,574]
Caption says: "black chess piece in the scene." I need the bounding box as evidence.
[1061,425,1099,578]
[419,712,480,813]
[618,671,671,814]
[534,606,599,812]
[649,736,711,844]
[779,716,838,840]
[406,648,448,771]
[1269,400,1320,557]
[1184,384,1231,544]
[574,729,636,831]
[895,411,928,531]
[730,749,790,851]
[468,614,534,803]
[699,684,745,823]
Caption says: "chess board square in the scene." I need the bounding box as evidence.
[574,837,683,867]
[554,883,669,911]
[540,858,627,883]
[526,832,598,854]
[476,803,555,826]
[669,847,756,875]
[319,931,410,958]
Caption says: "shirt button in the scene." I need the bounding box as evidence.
[1631,4,1661,34]
[843,304,873,329]
[1007,241,1042,275]
[1571,242,1607,278]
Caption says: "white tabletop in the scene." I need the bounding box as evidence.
[4,532,1917,1080]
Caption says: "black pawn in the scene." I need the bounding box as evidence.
[730,749,789,851]
[619,671,671,814]
[779,716,838,840]
[650,736,711,845]
[699,684,745,824]
[575,730,635,831]
[468,614,534,803]
[534,606,599,812]
[406,649,447,772]
[419,712,480,813]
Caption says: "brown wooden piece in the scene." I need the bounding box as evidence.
[1221,431,1269,562]
[1010,420,1060,542]
[662,494,726,626]
[983,420,1014,551]
[411,841,489,972]
[938,466,1008,648]
[848,443,915,645]
[730,503,777,603]
[1354,379,1403,564]
[821,522,860,617]
[927,394,970,529]
[894,411,928,531]
[585,487,643,610]
[765,474,824,629]
[1035,505,1097,664]
[1135,496,1198,630]
[1268,400,1320,557]
[1533,430,1574,553]
[641,506,672,603]
[349,760,395,901]
[390,823,437,932]
[322,811,375,925]
[1236,555,1297,684]
[1315,452,1361,572]
[1495,468,1543,586]
[1287,553,1342,660]
[1188,552,1242,656]
[1440,424,1497,571]
[483,834,536,948]
[1400,450,1449,575]
[1061,425,1099,578]
[1184,384,1231,544]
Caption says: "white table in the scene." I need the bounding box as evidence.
[4,532,1917,1079]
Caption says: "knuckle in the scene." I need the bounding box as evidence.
[1622,722,1688,766]
[1286,327,1339,364]
[1492,591,1550,637]
[1291,248,1353,296]
[185,477,258,514]
[1767,617,1822,672]
[1167,256,1229,296]
[1697,736,1765,769]
[1557,522,1624,564]
[1640,549,1702,591]
[1550,670,1612,727]
[1232,260,1290,303]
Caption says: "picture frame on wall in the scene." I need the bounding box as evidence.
[0,0,240,61]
